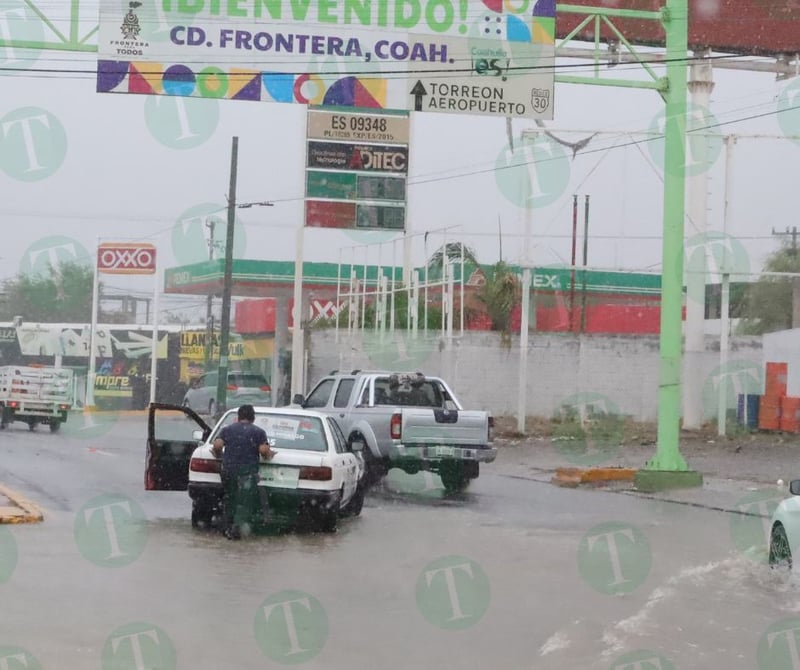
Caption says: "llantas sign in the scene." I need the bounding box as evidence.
[97,243,157,275]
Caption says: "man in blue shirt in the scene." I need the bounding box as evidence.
[212,404,276,539]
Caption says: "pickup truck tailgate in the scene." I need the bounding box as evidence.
[400,409,489,446]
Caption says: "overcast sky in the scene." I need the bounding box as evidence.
[1,1,798,322]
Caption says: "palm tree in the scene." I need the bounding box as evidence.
[475,260,521,334]
[425,241,479,274]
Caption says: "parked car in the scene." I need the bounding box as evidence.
[145,403,366,533]
[769,480,800,568]
[182,371,271,415]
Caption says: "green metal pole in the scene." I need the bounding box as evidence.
[645,0,689,472]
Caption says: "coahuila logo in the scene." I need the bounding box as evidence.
[758,617,800,670]
[254,590,328,664]
[777,78,800,144]
[0,527,18,584]
[416,555,490,630]
[683,231,750,308]
[171,203,247,265]
[609,650,676,670]
[647,102,724,178]
[74,493,148,568]
[495,133,570,209]
[19,236,92,277]
[0,1,45,68]
[577,521,651,595]
[0,647,43,670]
[102,622,176,670]
[0,107,67,181]
[730,488,785,564]
[702,359,762,428]
[144,96,219,149]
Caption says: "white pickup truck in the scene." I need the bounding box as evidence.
[0,365,74,432]
[294,370,496,493]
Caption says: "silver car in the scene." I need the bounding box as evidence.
[182,371,272,415]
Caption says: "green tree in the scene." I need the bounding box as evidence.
[739,245,800,335]
[0,262,95,322]
[475,260,521,335]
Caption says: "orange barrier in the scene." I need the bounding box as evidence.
[766,362,788,398]
[759,396,782,431]
[781,396,800,433]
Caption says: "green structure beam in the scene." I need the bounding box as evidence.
[0,0,97,53]
[645,0,690,472]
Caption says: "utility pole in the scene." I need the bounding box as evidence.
[204,218,216,371]
[772,226,799,255]
[773,226,800,327]
[214,137,238,419]
[580,195,590,333]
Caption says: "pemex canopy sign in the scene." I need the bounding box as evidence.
[96,0,555,119]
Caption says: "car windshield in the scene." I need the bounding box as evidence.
[209,412,327,451]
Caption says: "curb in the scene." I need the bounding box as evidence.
[0,484,44,524]
[81,408,148,416]
[551,467,638,488]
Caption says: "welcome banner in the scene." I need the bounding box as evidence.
[97,0,555,119]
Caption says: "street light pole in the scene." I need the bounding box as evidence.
[214,136,239,418]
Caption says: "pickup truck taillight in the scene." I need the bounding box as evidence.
[488,416,495,442]
[390,412,402,440]
[299,466,332,481]
[190,458,221,474]
[260,385,271,392]
[227,384,238,391]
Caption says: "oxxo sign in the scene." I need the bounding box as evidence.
[97,243,157,275]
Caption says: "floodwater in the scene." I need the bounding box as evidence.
[1,417,798,669]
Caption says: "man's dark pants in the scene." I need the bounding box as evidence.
[221,464,270,537]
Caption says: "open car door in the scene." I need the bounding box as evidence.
[146,403,211,491]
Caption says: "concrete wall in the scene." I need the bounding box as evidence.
[307,329,763,422]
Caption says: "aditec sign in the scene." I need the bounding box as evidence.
[97,243,157,275]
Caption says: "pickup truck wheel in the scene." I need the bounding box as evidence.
[49,421,61,433]
[340,483,365,518]
[439,463,470,494]
[352,434,382,488]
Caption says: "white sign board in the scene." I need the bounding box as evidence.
[97,0,555,120]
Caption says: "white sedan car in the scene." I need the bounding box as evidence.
[768,480,800,568]
[146,403,366,533]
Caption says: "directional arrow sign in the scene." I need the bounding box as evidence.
[410,81,428,112]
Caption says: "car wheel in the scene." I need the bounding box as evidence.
[439,463,470,494]
[49,421,61,433]
[208,400,217,417]
[770,523,793,570]
[191,502,215,530]
[340,483,365,518]
[27,420,36,432]
[315,508,338,533]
